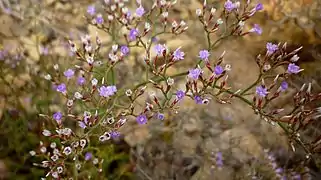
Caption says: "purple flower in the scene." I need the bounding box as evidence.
[151,37,158,43]
[87,5,96,16]
[79,121,87,129]
[275,168,283,174]
[287,63,301,74]
[188,68,202,80]
[120,45,129,56]
[111,131,121,139]
[136,114,147,124]
[154,44,166,56]
[85,152,92,161]
[216,152,223,167]
[176,90,185,101]
[214,65,224,76]
[224,0,235,12]
[194,96,203,104]
[96,14,104,24]
[280,81,288,91]
[250,24,262,35]
[135,5,145,17]
[255,3,263,11]
[77,77,85,85]
[53,112,62,122]
[40,46,49,55]
[99,85,117,97]
[56,83,66,93]
[256,85,268,97]
[156,113,165,120]
[198,50,210,61]
[266,42,278,55]
[129,28,139,41]
[173,47,184,61]
[64,69,75,79]
[0,50,8,60]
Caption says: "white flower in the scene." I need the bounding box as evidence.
[51,155,59,162]
[290,54,300,62]
[167,77,174,86]
[44,74,51,80]
[80,139,87,148]
[74,92,83,99]
[91,78,98,86]
[42,129,51,137]
[107,117,115,124]
[112,44,118,52]
[29,150,36,156]
[196,8,202,16]
[93,158,99,164]
[57,166,63,174]
[125,89,132,96]
[40,147,47,153]
[50,142,56,149]
[217,18,223,25]
[63,146,72,155]
[62,128,72,136]
[52,171,58,179]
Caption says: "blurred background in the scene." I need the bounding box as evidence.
[0,0,321,179]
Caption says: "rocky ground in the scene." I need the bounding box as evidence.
[1,0,321,179]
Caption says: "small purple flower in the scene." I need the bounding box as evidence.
[0,50,8,60]
[77,77,85,85]
[129,28,139,41]
[120,45,130,56]
[275,168,283,174]
[176,90,185,101]
[173,47,184,61]
[135,5,145,17]
[255,3,263,11]
[64,69,75,79]
[216,152,223,167]
[56,83,66,93]
[198,50,210,61]
[99,85,117,97]
[154,44,166,56]
[266,42,278,55]
[151,37,158,43]
[214,65,224,76]
[79,121,87,129]
[156,113,165,120]
[250,24,262,35]
[96,14,104,24]
[53,112,62,122]
[85,152,92,161]
[40,46,49,55]
[111,131,121,139]
[188,68,202,80]
[136,114,147,124]
[87,5,96,16]
[224,0,235,12]
[194,96,203,104]
[256,85,268,97]
[287,63,301,74]
[280,81,288,91]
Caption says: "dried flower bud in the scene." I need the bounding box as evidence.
[217,18,223,25]
[44,74,52,80]
[210,8,216,15]
[196,8,202,17]
[167,77,174,85]
[125,89,132,96]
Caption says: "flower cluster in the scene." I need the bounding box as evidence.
[27,0,321,179]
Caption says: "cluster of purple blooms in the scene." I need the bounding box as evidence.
[32,0,312,179]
